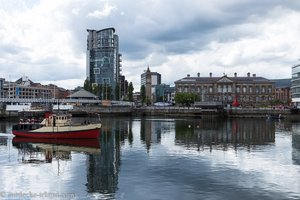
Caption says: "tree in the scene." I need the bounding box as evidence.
[92,84,102,98]
[140,85,146,103]
[128,82,134,102]
[175,92,197,106]
[83,79,92,93]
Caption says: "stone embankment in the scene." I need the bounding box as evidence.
[0,106,298,119]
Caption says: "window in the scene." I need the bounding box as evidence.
[228,85,232,92]
[268,87,272,93]
[102,78,110,84]
[218,85,222,93]
[94,68,100,74]
[256,86,260,93]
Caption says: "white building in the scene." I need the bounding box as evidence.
[292,64,300,106]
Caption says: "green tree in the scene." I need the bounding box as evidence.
[140,85,146,103]
[83,79,92,93]
[92,84,102,98]
[128,82,134,102]
[175,92,197,106]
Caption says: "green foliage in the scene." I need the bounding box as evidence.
[175,92,198,106]
[92,84,102,98]
[83,79,92,92]
[128,82,134,101]
[140,85,146,103]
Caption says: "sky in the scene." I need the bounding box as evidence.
[1,0,300,90]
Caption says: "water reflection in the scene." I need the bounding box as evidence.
[140,118,174,151]
[292,124,300,165]
[86,117,130,197]
[0,117,299,199]
[12,138,100,164]
[175,118,275,151]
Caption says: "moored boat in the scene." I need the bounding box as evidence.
[12,112,101,139]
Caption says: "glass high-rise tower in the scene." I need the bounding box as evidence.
[86,28,121,100]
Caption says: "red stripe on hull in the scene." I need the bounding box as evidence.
[12,128,100,139]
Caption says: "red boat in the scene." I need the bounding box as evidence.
[12,112,101,139]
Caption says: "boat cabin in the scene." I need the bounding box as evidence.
[41,114,72,127]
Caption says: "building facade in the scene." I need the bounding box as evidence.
[86,28,122,100]
[272,79,291,105]
[174,72,275,107]
[141,67,161,103]
[155,84,175,103]
[0,78,4,98]
[3,76,52,99]
[292,64,300,106]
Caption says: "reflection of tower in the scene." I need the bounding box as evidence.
[87,131,118,193]
[86,119,121,194]
[141,118,152,151]
[140,118,163,152]
[292,130,300,165]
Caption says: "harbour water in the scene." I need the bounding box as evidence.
[0,116,300,200]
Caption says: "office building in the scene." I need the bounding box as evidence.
[86,28,122,100]
[292,64,300,106]
[155,84,175,103]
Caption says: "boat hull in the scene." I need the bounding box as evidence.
[12,124,101,139]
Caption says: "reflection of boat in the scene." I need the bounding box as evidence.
[266,114,285,120]
[12,137,101,154]
[12,137,100,164]
[12,112,101,139]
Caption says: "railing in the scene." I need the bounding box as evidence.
[0,98,134,106]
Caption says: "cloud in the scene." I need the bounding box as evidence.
[0,0,299,90]
[87,3,117,18]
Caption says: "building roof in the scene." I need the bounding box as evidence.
[175,75,274,84]
[68,89,97,99]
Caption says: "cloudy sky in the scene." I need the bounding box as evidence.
[1,0,300,90]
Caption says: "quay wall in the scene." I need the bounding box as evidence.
[227,108,291,118]
[1,106,300,120]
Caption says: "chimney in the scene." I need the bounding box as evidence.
[247,72,250,77]
[209,72,212,77]
[253,74,256,77]
[234,72,237,77]
[197,72,200,77]
[187,74,190,77]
